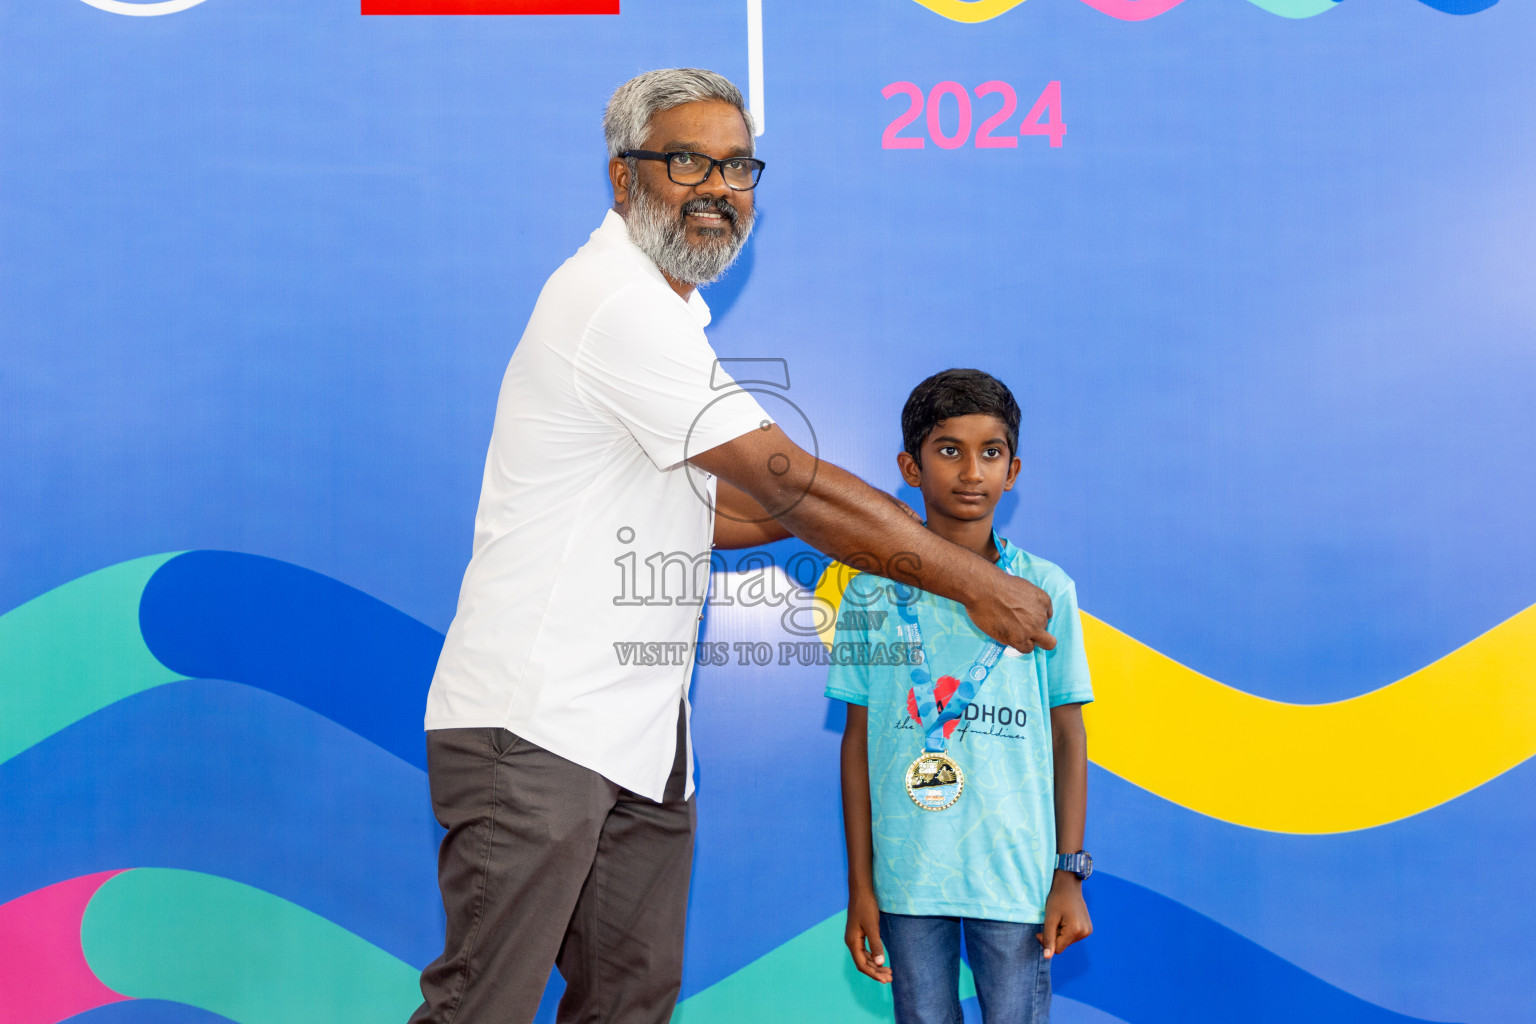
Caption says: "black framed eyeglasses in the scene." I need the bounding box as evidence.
[621,150,766,191]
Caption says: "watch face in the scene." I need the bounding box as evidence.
[1079,852,1093,879]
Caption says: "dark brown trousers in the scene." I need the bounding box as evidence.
[408,706,694,1024]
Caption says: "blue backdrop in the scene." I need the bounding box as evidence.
[2,0,1533,1022]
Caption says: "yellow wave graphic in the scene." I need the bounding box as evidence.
[907,0,1029,22]
[813,566,1536,833]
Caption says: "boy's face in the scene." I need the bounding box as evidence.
[897,413,1021,525]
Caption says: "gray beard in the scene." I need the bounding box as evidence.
[625,179,755,287]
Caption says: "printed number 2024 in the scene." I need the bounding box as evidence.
[882,80,1064,150]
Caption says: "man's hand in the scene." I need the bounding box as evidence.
[845,888,891,983]
[1037,873,1092,959]
[965,573,1055,654]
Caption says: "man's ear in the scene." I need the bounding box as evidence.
[1003,455,1021,491]
[897,450,923,489]
[609,157,632,207]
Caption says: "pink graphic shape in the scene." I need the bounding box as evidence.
[0,871,129,1024]
[1075,0,1187,20]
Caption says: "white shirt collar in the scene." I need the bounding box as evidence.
[594,209,712,328]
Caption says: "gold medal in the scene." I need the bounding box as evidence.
[905,752,964,811]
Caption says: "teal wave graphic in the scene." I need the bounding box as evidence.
[81,868,421,1023]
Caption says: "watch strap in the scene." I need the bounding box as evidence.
[1055,851,1093,879]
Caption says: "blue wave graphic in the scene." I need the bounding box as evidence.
[1412,0,1500,14]
[1062,875,1458,1024]
[1087,761,1536,1023]
[1326,0,1500,12]
[140,552,444,771]
[64,1000,237,1023]
[0,680,440,967]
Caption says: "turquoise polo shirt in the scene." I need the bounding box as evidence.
[825,535,1093,924]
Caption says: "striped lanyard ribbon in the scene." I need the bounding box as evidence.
[891,556,1013,754]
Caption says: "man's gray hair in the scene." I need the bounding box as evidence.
[604,68,755,158]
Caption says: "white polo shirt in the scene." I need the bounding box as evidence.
[425,210,769,801]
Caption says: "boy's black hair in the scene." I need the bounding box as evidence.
[901,369,1020,465]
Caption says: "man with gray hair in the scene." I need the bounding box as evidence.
[409,67,1056,1023]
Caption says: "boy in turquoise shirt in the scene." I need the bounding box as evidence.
[826,369,1094,1024]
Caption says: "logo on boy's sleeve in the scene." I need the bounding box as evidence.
[683,358,819,524]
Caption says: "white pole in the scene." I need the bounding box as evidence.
[747,0,765,137]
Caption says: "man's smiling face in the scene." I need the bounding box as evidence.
[610,99,757,291]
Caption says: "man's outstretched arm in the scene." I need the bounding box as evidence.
[713,480,920,549]
[690,424,1055,652]
[713,479,793,549]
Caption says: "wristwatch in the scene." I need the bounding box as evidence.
[1055,851,1093,880]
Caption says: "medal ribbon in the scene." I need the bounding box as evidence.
[893,551,1014,754]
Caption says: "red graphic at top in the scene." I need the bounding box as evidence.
[907,675,962,738]
[362,0,617,15]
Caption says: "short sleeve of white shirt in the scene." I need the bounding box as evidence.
[573,282,770,471]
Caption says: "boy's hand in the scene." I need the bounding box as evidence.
[882,491,923,522]
[845,889,892,984]
[1037,873,1092,959]
[966,573,1055,654]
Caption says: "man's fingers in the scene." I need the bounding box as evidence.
[889,495,922,522]
[1000,578,1055,652]
[1010,629,1057,654]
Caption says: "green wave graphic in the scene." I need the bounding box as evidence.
[1244,0,1337,17]
[0,554,186,765]
[81,868,421,1023]
[672,910,974,1022]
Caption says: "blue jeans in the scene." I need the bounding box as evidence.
[879,913,1051,1024]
